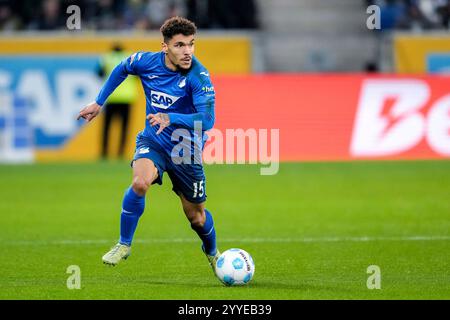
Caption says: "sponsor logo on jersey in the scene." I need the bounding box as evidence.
[150,90,181,109]
[202,86,214,93]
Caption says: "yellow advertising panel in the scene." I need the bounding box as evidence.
[394,34,450,73]
[0,36,250,74]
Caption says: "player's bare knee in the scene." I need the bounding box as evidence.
[132,177,150,196]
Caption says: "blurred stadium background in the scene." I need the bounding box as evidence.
[0,0,449,299]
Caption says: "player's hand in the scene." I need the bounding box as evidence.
[147,113,171,135]
[77,102,101,122]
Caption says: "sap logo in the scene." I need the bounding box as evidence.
[150,90,180,109]
[202,86,214,93]
[351,79,450,157]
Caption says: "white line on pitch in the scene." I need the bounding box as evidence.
[4,235,450,246]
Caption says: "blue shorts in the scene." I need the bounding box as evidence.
[131,132,207,204]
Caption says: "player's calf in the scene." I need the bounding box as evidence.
[187,207,218,260]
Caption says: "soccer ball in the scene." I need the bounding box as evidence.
[215,248,255,286]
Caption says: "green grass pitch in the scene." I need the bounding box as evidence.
[0,160,449,299]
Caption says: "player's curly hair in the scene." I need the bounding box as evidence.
[160,16,197,43]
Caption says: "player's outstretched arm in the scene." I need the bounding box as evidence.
[77,53,138,123]
[77,101,101,122]
[95,63,129,106]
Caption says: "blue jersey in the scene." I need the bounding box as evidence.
[95,51,215,157]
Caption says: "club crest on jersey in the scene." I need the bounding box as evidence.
[150,90,181,109]
[178,77,186,88]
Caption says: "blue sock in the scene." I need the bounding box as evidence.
[191,209,217,256]
[119,186,145,246]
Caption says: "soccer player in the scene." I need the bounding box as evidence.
[77,17,220,275]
